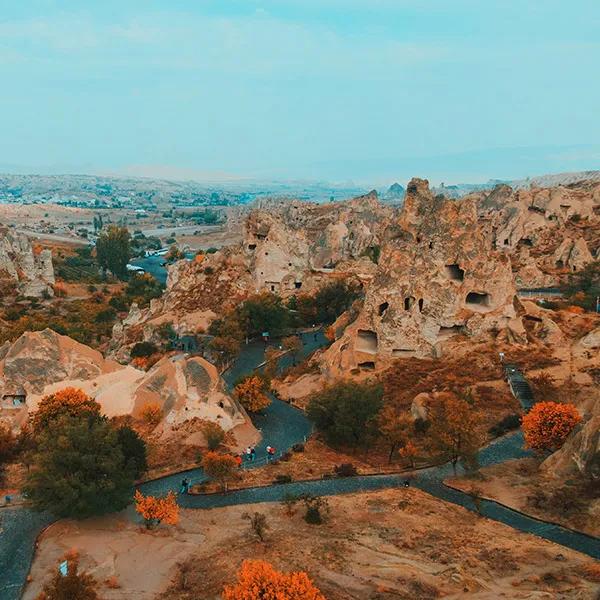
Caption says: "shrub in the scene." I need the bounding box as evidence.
[243,511,268,542]
[134,490,179,528]
[291,443,305,453]
[140,403,163,425]
[40,558,99,600]
[202,421,225,450]
[334,463,357,477]
[222,560,325,600]
[201,451,238,490]
[116,425,147,479]
[130,341,158,359]
[521,402,581,452]
[300,494,330,525]
[274,474,293,484]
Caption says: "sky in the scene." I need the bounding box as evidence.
[1,1,599,185]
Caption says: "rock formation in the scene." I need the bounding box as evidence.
[474,180,600,287]
[542,397,600,480]
[0,226,55,297]
[242,191,392,297]
[0,329,247,436]
[319,178,525,375]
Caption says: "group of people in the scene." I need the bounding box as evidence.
[242,445,277,462]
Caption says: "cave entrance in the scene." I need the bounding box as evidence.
[356,329,378,354]
[248,244,256,250]
[445,264,465,282]
[438,324,464,339]
[294,281,302,289]
[378,302,389,316]
[466,291,490,309]
[404,296,415,311]
[358,361,375,371]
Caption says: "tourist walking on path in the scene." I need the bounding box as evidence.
[179,478,190,494]
[245,447,252,461]
[250,446,256,461]
[266,446,276,461]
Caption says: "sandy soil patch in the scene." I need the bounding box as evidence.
[448,457,600,538]
[23,489,599,600]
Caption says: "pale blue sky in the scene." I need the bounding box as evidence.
[1,1,599,184]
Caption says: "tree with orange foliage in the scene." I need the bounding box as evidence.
[202,451,238,490]
[377,405,413,463]
[234,375,271,413]
[521,401,581,452]
[398,440,417,468]
[140,402,163,425]
[427,392,482,474]
[32,387,101,433]
[134,490,179,529]
[222,560,325,600]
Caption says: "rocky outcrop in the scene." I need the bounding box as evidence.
[243,191,392,297]
[0,329,246,436]
[319,179,525,375]
[0,226,55,297]
[552,237,594,272]
[542,398,600,480]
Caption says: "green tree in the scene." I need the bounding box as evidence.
[238,292,290,337]
[95,224,131,280]
[23,415,133,518]
[307,382,383,448]
[116,425,148,479]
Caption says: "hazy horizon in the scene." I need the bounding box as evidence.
[2,1,599,185]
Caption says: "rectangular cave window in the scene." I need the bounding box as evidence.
[520,238,533,247]
[418,298,424,312]
[358,361,375,371]
[248,244,256,250]
[356,329,378,354]
[466,291,490,307]
[392,348,415,357]
[294,281,302,289]
[444,264,464,281]
[503,238,509,246]
[271,285,275,291]
[438,325,464,338]
[404,296,415,311]
[256,234,267,240]
[378,302,389,316]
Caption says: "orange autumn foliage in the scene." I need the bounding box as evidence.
[194,253,205,264]
[521,401,581,452]
[222,560,326,600]
[399,440,417,466]
[202,451,238,490]
[32,387,101,433]
[140,402,163,425]
[234,376,271,413]
[134,490,179,528]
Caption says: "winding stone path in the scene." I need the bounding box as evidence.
[2,333,599,600]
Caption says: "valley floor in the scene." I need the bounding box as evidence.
[23,488,599,600]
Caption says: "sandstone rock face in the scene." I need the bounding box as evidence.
[319,179,524,374]
[542,399,600,480]
[473,180,600,287]
[0,329,246,435]
[552,237,594,272]
[0,226,55,297]
[242,192,392,297]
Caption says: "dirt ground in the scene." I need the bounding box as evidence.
[23,488,599,600]
[448,457,600,538]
